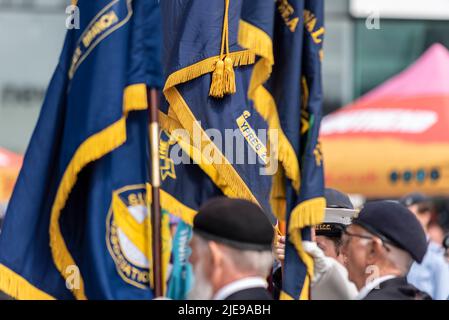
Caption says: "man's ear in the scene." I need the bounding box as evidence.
[208,241,223,269]
[208,241,225,287]
[366,238,383,265]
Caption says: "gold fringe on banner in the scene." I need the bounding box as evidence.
[237,20,301,218]
[289,197,326,232]
[49,83,149,300]
[0,264,56,300]
[159,116,282,240]
[159,112,237,200]
[238,20,274,93]
[253,87,301,192]
[270,167,287,222]
[163,87,259,205]
[164,50,255,94]
[162,45,259,205]
[278,197,326,300]
[287,229,314,300]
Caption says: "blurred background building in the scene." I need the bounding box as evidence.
[0,0,449,234]
[0,0,67,153]
[2,0,449,152]
[325,0,449,113]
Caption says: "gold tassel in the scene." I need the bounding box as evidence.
[209,0,233,98]
[209,59,225,98]
[223,56,236,95]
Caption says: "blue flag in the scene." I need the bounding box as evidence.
[156,2,279,296]
[158,0,276,225]
[266,0,326,300]
[0,0,164,299]
[236,0,326,299]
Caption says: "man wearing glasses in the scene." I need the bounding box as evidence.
[341,201,431,300]
[400,193,449,300]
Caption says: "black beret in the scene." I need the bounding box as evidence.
[352,201,427,263]
[193,197,274,251]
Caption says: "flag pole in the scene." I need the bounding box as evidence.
[147,88,163,297]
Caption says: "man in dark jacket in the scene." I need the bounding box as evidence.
[188,197,274,300]
[341,201,431,300]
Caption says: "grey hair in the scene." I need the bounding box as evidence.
[195,235,273,277]
[384,245,414,275]
[220,245,274,277]
[195,234,211,254]
[358,237,414,275]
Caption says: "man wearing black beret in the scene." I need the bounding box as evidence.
[188,197,274,300]
[400,193,449,300]
[341,201,431,300]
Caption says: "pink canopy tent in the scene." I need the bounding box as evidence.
[321,43,449,198]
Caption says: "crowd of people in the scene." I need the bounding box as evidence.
[1,192,448,300]
[187,192,449,300]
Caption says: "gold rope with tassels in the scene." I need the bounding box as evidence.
[209,0,236,98]
[162,36,258,208]
[164,50,254,92]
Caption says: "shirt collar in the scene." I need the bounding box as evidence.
[355,275,397,300]
[213,277,268,300]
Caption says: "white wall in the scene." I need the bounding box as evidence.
[0,1,67,153]
[351,0,449,20]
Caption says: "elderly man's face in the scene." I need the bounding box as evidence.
[341,224,372,290]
